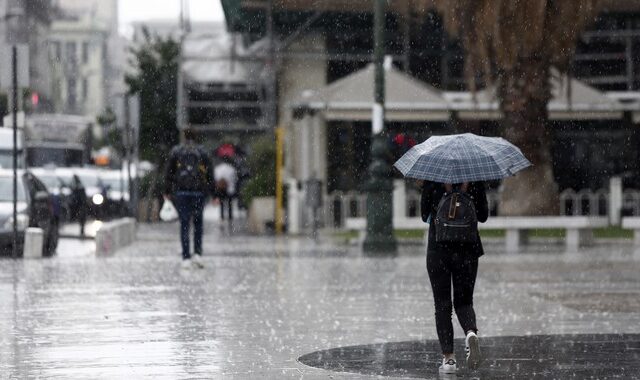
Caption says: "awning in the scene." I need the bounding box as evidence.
[292,63,451,121]
[445,71,625,120]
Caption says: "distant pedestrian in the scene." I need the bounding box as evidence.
[421,181,488,374]
[70,175,87,237]
[214,159,237,224]
[164,128,214,269]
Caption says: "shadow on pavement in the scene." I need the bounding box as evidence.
[298,333,640,379]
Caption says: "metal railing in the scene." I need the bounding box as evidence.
[324,188,640,229]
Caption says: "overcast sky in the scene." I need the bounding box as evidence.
[119,0,224,35]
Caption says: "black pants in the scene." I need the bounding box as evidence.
[175,192,205,259]
[219,196,232,221]
[427,244,478,354]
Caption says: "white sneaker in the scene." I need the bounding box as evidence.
[192,254,204,269]
[439,358,457,374]
[181,259,192,270]
[465,331,481,370]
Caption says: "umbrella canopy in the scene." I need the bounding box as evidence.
[215,143,237,158]
[394,133,531,183]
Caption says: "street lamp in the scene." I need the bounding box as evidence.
[362,0,397,254]
[2,6,25,258]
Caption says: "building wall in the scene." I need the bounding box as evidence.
[44,0,122,122]
[278,33,328,183]
[47,20,108,119]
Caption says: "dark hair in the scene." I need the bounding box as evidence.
[183,128,196,141]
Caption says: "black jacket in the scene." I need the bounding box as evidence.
[421,181,489,257]
[164,143,214,194]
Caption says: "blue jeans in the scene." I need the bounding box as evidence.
[174,191,205,259]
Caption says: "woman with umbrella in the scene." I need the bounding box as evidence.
[394,133,530,374]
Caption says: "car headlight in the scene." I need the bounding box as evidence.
[92,193,104,205]
[3,213,29,231]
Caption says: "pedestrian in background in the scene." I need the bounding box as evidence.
[214,158,237,225]
[70,174,87,237]
[421,180,488,374]
[164,128,214,269]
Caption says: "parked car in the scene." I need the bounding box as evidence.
[29,167,73,223]
[98,169,130,218]
[53,167,106,220]
[0,169,59,256]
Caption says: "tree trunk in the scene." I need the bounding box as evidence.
[498,59,559,216]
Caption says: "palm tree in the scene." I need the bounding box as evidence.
[434,0,601,215]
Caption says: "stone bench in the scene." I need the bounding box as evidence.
[95,217,137,256]
[345,216,609,252]
[622,217,640,247]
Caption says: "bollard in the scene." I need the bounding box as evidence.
[23,227,44,259]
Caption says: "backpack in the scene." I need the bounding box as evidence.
[433,187,478,244]
[175,146,206,191]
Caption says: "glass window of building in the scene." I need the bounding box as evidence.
[82,41,89,64]
[50,41,61,61]
[65,41,77,66]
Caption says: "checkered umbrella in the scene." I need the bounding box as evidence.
[393,133,531,183]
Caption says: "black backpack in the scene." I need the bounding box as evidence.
[433,188,478,243]
[175,146,206,191]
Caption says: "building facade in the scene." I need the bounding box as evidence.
[216,1,640,229]
[46,0,122,121]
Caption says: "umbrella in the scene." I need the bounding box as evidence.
[215,143,236,158]
[393,133,531,183]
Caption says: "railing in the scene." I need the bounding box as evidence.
[559,189,609,216]
[324,191,367,229]
[324,188,640,229]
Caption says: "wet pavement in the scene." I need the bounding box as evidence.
[1,205,640,379]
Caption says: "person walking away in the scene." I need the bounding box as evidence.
[421,181,488,374]
[214,159,237,226]
[164,128,214,269]
[70,175,87,237]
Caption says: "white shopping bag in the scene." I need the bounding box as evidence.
[159,199,179,222]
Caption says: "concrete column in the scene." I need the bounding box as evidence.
[300,114,311,181]
[393,179,406,222]
[505,229,526,253]
[609,176,622,226]
[634,230,640,248]
[287,178,301,234]
[566,229,594,252]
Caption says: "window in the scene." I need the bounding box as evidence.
[82,41,89,64]
[65,41,76,67]
[67,77,77,111]
[50,41,61,61]
[82,78,88,100]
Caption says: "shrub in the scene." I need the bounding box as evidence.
[240,135,276,207]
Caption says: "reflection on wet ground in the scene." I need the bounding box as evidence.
[299,334,640,379]
[1,214,640,378]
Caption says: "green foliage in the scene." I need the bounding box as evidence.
[125,27,180,166]
[240,135,276,207]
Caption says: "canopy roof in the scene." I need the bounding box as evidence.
[293,63,450,121]
[445,71,624,120]
[292,65,625,122]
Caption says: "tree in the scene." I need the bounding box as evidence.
[125,28,181,165]
[438,0,601,215]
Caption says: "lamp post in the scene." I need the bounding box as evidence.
[363,0,397,254]
[2,3,25,258]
